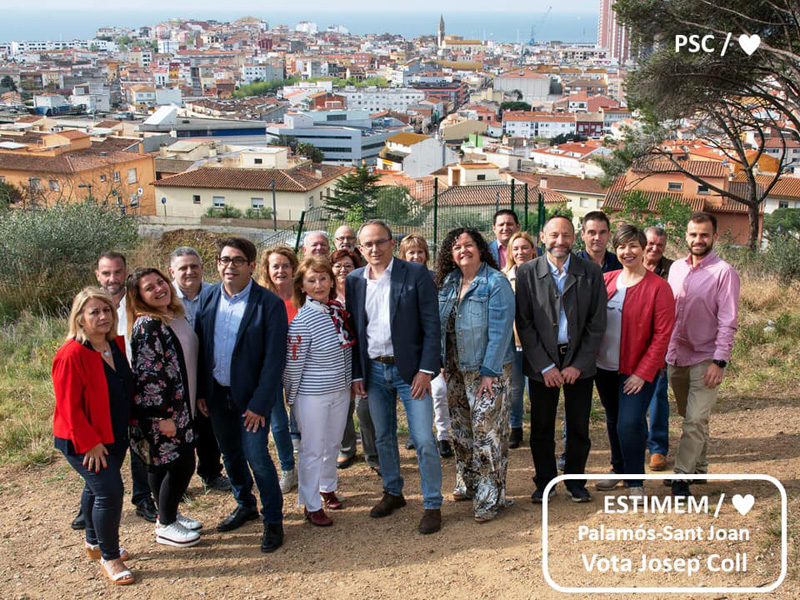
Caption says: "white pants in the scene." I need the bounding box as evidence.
[432,374,451,441]
[293,388,350,512]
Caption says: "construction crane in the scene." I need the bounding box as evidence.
[529,6,553,44]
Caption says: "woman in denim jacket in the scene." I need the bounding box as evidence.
[436,228,516,522]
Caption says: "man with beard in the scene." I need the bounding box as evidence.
[488,210,521,270]
[515,215,606,503]
[666,213,740,497]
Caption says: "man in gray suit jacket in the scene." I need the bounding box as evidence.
[515,215,607,503]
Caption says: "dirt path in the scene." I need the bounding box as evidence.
[0,390,797,600]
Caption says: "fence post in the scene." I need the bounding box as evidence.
[433,177,439,249]
[510,178,515,213]
[524,183,529,231]
[294,210,306,253]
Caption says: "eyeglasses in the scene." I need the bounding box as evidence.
[217,256,248,267]
[359,238,391,250]
[332,262,355,271]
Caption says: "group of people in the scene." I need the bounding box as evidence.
[51,208,739,586]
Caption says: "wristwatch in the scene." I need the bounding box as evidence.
[712,359,728,369]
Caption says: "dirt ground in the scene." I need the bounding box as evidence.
[0,390,797,600]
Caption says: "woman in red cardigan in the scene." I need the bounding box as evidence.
[52,287,135,586]
[593,224,676,496]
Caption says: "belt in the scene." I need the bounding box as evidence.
[372,355,395,364]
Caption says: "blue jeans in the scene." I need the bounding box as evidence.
[367,360,443,509]
[62,448,126,560]
[271,393,296,472]
[208,385,283,525]
[646,369,670,455]
[595,368,657,488]
[510,349,527,429]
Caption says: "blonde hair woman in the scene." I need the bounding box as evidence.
[53,288,135,585]
[503,231,538,449]
[397,234,453,458]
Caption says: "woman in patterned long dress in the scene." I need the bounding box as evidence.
[127,268,202,548]
[436,228,516,522]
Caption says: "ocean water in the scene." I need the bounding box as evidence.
[1,9,598,44]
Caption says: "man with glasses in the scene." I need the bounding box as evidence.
[346,220,444,534]
[333,225,358,252]
[169,246,231,492]
[194,237,287,553]
[302,231,330,257]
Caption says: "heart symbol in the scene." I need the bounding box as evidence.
[732,493,755,516]
[738,34,761,56]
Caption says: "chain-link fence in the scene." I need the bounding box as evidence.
[277,180,548,257]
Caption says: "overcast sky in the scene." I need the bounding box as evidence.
[17,0,598,12]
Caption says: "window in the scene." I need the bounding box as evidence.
[476,174,486,181]
[113,171,120,182]
[0,176,5,183]
[307,195,314,208]
[697,184,710,194]
[128,168,137,183]
[100,174,107,182]
[29,178,41,190]
[213,196,225,208]
[130,193,139,208]
[668,182,683,191]
[254,158,263,164]
[779,200,789,209]
[49,180,59,191]
[193,194,201,204]
[251,197,264,209]
[579,197,590,208]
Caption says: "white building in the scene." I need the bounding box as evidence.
[377,132,459,177]
[295,21,319,35]
[502,112,576,139]
[241,63,283,84]
[493,70,552,104]
[339,87,426,113]
[158,40,180,55]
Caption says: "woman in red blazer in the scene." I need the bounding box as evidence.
[52,287,135,585]
[593,225,676,496]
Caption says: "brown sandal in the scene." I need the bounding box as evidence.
[86,543,130,561]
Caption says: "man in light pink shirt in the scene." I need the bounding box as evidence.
[666,212,740,497]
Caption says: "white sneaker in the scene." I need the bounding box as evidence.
[176,512,203,531]
[155,520,201,547]
[627,486,645,497]
[280,468,298,494]
[595,473,623,491]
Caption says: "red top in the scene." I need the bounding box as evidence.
[284,298,298,323]
[604,270,676,382]
[52,336,127,453]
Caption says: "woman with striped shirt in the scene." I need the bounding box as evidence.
[283,256,355,526]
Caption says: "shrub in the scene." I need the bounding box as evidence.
[204,206,243,219]
[0,203,138,315]
[244,207,273,220]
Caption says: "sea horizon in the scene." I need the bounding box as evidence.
[2,9,598,44]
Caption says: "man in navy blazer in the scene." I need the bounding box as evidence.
[346,219,443,534]
[195,237,287,553]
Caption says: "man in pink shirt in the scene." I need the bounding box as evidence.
[666,212,740,497]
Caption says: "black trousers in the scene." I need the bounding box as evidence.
[529,377,594,492]
[193,411,224,482]
[147,449,196,526]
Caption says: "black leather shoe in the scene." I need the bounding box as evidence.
[405,439,415,450]
[336,455,354,470]
[135,499,158,523]
[509,428,523,449]
[70,507,85,530]
[438,440,453,458]
[217,506,259,532]
[261,523,284,553]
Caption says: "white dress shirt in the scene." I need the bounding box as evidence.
[116,295,131,360]
[364,258,394,359]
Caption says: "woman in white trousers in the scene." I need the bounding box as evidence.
[283,256,355,526]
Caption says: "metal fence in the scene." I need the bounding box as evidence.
[283,179,548,257]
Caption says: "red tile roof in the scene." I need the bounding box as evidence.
[423,183,569,207]
[632,158,730,179]
[154,164,350,192]
[507,171,608,195]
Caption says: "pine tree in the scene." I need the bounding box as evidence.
[325,165,381,219]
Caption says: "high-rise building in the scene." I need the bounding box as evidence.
[598,0,631,63]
